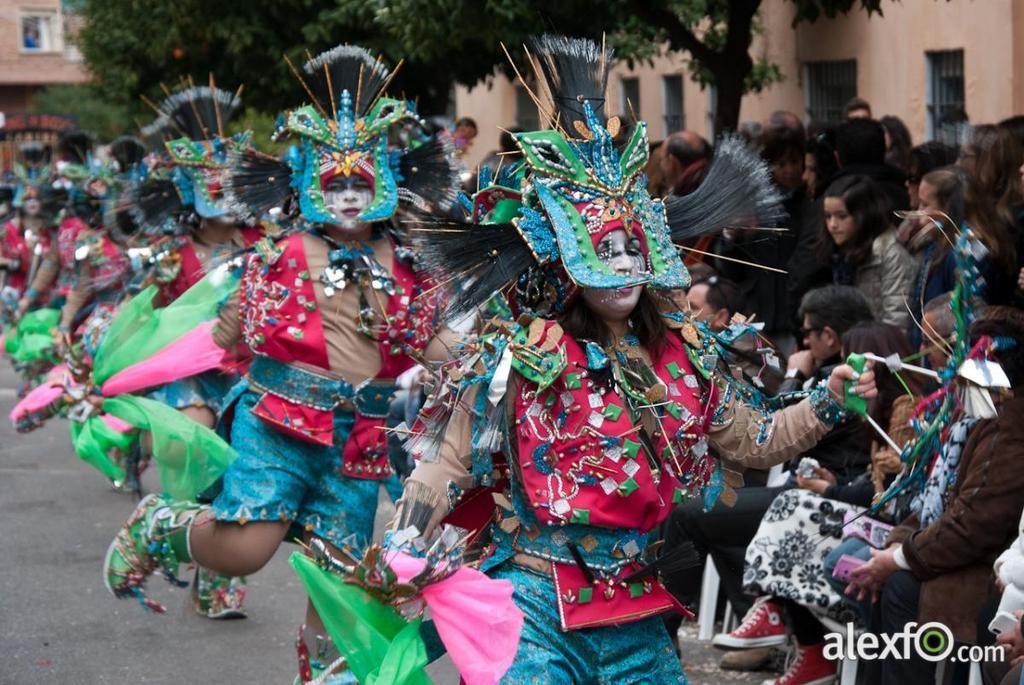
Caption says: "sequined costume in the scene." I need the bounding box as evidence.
[102,44,460,684]
[379,35,853,683]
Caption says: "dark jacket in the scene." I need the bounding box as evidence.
[720,185,810,337]
[785,199,832,327]
[888,397,1024,643]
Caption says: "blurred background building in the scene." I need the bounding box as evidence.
[456,0,1024,168]
[0,0,87,173]
[0,0,87,111]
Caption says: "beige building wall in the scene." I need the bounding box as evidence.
[0,0,88,111]
[455,0,1021,169]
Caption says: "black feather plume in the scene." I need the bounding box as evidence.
[527,34,613,130]
[222,149,293,223]
[398,136,460,212]
[109,136,146,174]
[140,116,171,148]
[303,45,390,117]
[159,86,241,141]
[410,219,536,319]
[57,131,92,165]
[665,135,786,242]
[126,178,184,234]
[37,185,68,225]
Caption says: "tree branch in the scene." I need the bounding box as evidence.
[626,0,720,69]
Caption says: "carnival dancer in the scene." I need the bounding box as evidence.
[343,36,877,683]
[102,44,460,683]
[4,184,74,393]
[57,136,149,357]
[17,131,95,316]
[121,86,260,619]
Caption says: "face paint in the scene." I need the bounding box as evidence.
[581,229,644,321]
[323,175,373,230]
[22,198,41,217]
[594,230,646,276]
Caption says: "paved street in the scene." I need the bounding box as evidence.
[0,363,765,684]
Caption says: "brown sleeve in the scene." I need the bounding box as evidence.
[708,392,831,471]
[397,385,478,537]
[421,325,463,364]
[901,419,1024,580]
[886,513,920,547]
[211,288,241,350]
[60,261,93,329]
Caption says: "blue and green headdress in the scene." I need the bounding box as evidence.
[160,85,245,219]
[223,45,460,225]
[411,35,783,318]
[126,84,248,233]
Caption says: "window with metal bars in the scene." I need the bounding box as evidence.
[804,60,857,124]
[662,75,684,137]
[926,50,966,144]
[620,77,640,119]
[515,86,539,131]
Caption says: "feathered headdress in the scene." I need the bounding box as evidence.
[127,81,248,230]
[223,44,460,226]
[410,35,783,319]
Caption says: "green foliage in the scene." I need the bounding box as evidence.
[29,84,140,142]
[226,110,288,156]
[76,0,902,135]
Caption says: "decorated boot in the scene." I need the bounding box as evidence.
[295,624,356,685]
[103,493,206,612]
[191,566,247,619]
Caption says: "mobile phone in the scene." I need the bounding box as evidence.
[989,611,1019,636]
[797,457,820,480]
[831,554,867,583]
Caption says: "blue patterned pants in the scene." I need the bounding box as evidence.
[491,564,688,685]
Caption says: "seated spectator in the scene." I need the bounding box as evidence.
[844,306,1024,685]
[717,321,917,685]
[686,275,743,332]
[687,275,783,394]
[987,503,1024,684]
[902,167,966,347]
[918,292,956,373]
[819,175,916,330]
[661,285,874,668]
[900,141,958,214]
[963,124,1024,307]
[803,128,838,201]
[845,97,872,120]
[787,119,909,341]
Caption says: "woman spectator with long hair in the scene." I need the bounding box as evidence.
[902,166,966,347]
[963,124,1024,305]
[819,175,916,329]
[881,115,913,174]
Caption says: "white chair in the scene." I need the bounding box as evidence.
[697,558,722,640]
[820,617,859,685]
[695,462,787,641]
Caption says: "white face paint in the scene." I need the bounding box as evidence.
[323,175,373,234]
[22,198,41,217]
[581,229,644,322]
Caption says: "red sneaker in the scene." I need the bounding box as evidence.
[712,596,788,648]
[767,643,835,685]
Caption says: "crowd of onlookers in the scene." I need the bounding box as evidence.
[648,98,1024,685]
